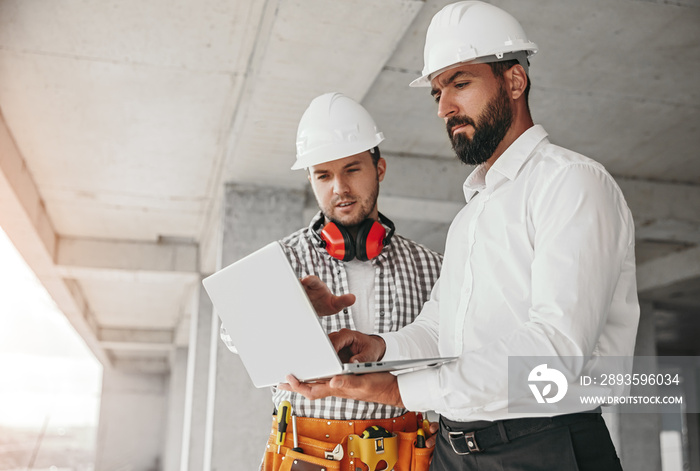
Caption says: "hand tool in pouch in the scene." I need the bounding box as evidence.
[348,425,398,471]
[291,415,303,453]
[416,428,426,448]
[324,443,344,461]
[276,400,291,454]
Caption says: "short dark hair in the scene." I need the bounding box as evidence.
[369,146,381,166]
[488,59,531,109]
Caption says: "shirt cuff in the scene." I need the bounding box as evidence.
[397,366,446,413]
[379,333,401,361]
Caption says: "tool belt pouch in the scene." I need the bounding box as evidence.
[262,412,430,471]
[262,434,341,471]
[281,450,341,471]
[348,434,399,471]
[396,431,433,471]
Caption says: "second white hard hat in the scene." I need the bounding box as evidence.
[292,93,385,170]
[410,1,538,87]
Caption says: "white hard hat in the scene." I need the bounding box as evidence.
[292,92,385,170]
[410,1,538,87]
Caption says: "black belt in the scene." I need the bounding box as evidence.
[440,408,601,455]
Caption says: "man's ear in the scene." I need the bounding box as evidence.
[376,157,386,183]
[508,64,528,101]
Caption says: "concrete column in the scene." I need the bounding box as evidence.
[617,301,662,471]
[95,368,168,470]
[162,347,188,471]
[180,283,215,470]
[683,366,700,471]
[205,183,306,470]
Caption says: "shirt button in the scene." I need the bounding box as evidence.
[379,310,385,316]
[343,309,348,314]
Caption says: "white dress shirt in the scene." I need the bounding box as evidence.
[381,125,640,422]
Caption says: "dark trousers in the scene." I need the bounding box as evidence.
[430,411,623,471]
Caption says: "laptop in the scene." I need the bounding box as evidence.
[202,241,456,388]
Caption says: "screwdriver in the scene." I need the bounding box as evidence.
[416,428,426,448]
[276,400,292,454]
[422,419,431,437]
[291,415,303,453]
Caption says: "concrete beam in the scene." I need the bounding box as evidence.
[636,245,700,293]
[63,277,100,333]
[617,178,700,243]
[378,155,700,243]
[99,327,174,352]
[634,218,700,245]
[382,155,700,236]
[221,0,425,188]
[303,194,464,225]
[199,0,426,272]
[101,341,174,353]
[0,109,109,365]
[381,152,469,203]
[110,357,170,375]
[379,195,464,224]
[56,236,199,276]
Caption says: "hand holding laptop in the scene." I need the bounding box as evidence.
[329,328,387,363]
[300,275,356,317]
[279,329,402,407]
[280,370,405,408]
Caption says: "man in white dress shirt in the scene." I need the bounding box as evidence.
[281,2,640,470]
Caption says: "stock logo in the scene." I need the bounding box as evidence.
[528,364,568,404]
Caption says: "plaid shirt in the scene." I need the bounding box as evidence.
[222,212,442,419]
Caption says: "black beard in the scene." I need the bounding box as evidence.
[447,84,513,166]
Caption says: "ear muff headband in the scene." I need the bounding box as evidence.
[313,213,395,262]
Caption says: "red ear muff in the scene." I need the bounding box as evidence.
[315,213,393,261]
[319,222,355,261]
[355,220,387,261]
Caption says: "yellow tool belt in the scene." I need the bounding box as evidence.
[262,411,433,471]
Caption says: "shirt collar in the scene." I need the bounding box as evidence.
[463,125,548,202]
[308,211,330,256]
[308,211,325,233]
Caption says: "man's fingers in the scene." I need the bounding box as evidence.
[349,351,375,363]
[300,275,355,316]
[429,421,439,434]
[279,375,300,390]
[328,373,365,390]
[281,373,402,407]
[328,329,355,352]
[331,293,356,312]
[279,375,332,400]
[300,275,322,288]
[425,421,439,448]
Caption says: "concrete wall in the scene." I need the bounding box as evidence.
[162,347,188,471]
[208,184,305,468]
[617,302,662,471]
[181,284,214,470]
[95,369,168,470]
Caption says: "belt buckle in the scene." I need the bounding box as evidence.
[448,431,481,455]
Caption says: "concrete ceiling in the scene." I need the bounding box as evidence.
[1,0,699,373]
